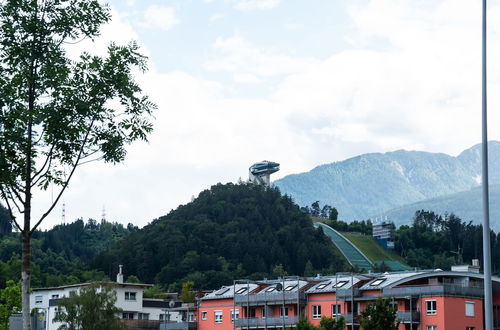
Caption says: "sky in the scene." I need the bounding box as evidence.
[29,0,500,229]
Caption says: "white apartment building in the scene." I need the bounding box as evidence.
[29,266,183,329]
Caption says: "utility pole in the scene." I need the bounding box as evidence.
[481,0,493,329]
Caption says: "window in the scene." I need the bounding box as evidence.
[231,309,239,322]
[216,288,230,296]
[214,311,223,324]
[312,305,322,319]
[370,278,386,286]
[465,301,475,317]
[316,282,331,290]
[122,313,134,320]
[280,307,289,317]
[426,300,437,315]
[125,292,136,301]
[466,327,475,330]
[188,312,194,322]
[35,296,43,304]
[266,286,276,293]
[331,304,341,316]
[138,313,149,320]
[51,294,59,299]
[285,285,297,291]
[201,311,207,320]
[262,307,266,318]
[235,287,247,294]
[427,326,437,330]
[334,281,348,288]
[160,314,171,321]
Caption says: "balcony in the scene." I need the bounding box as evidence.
[383,284,483,298]
[335,288,361,299]
[159,321,197,330]
[396,311,420,323]
[234,316,298,328]
[234,292,306,306]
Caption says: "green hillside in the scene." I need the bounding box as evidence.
[342,233,410,270]
[92,183,349,290]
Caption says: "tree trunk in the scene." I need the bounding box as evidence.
[22,231,31,330]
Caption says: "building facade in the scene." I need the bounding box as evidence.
[199,269,500,330]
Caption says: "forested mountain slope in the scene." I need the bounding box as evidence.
[274,141,500,221]
[381,184,500,231]
[0,219,135,289]
[92,183,348,290]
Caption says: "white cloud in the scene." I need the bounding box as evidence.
[35,0,500,230]
[235,0,281,11]
[209,13,225,22]
[206,35,319,82]
[141,5,180,31]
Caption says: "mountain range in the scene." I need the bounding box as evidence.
[274,141,500,229]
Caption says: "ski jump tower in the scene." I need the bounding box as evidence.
[248,161,280,186]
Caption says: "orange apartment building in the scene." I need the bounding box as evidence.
[198,267,500,330]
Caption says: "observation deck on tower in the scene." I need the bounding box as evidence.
[248,161,280,186]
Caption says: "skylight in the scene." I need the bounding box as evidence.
[334,281,348,288]
[370,278,386,286]
[284,285,297,291]
[215,288,230,296]
[266,287,276,292]
[316,282,331,290]
[235,288,247,295]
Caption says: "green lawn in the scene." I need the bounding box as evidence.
[342,233,407,265]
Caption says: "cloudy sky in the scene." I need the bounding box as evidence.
[32,0,500,229]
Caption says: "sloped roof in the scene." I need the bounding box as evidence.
[201,283,259,300]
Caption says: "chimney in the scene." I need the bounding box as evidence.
[117,265,124,283]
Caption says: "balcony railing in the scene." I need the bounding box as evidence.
[234,292,306,305]
[336,289,361,299]
[337,314,356,324]
[383,284,483,298]
[159,321,197,330]
[234,316,299,328]
[396,311,420,323]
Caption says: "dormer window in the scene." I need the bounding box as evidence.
[235,287,247,294]
[215,288,230,296]
[334,281,348,288]
[370,278,386,286]
[316,282,331,290]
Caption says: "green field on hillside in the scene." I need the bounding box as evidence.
[342,233,407,266]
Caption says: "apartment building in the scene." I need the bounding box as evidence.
[28,266,186,330]
[199,268,500,330]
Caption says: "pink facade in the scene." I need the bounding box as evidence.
[198,270,499,330]
[199,297,240,330]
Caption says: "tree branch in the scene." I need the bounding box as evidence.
[31,117,96,233]
[31,144,54,184]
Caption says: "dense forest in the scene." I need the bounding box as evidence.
[92,183,349,290]
[0,219,136,289]
[394,210,500,272]
[3,185,500,293]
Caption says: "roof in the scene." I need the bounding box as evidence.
[201,283,259,300]
[32,281,152,292]
[359,271,427,290]
[254,280,308,295]
[384,270,500,291]
[306,275,367,294]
